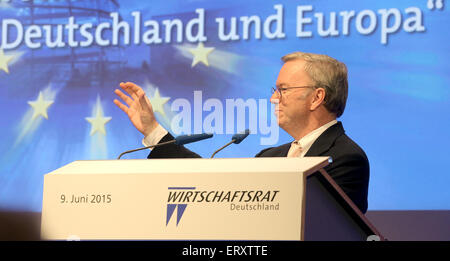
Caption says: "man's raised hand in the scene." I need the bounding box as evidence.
[113,82,159,137]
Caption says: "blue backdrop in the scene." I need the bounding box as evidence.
[0,0,448,212]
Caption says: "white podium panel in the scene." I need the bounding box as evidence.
[41,157,330,240]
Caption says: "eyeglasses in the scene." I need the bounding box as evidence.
[271,86,315,101]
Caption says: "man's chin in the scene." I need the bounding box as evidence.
[276,115,291,131]
[276,117,285,128]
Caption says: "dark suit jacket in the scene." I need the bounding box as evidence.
[148,121,370,213]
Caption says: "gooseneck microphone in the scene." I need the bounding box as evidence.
[118,133,213,159]
[174,133,214,146]
[210,129,250,158]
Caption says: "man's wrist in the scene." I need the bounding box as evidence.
[142,124,168,147]
[142,121,159,137]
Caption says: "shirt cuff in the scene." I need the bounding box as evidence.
[142,124,168,148]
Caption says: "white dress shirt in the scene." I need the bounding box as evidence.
[286,120,337,157]
[142,124,169,147]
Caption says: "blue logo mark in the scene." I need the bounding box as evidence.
[166,187,195,226]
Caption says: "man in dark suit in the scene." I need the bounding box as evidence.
[113,52,369,213]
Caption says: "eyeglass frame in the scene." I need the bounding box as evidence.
[271,86,316,100]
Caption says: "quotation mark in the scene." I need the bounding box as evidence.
[427,0,445,10]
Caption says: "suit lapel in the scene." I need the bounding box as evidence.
[269,143,291,157]
[279,143,291,157]
[304,121,345,156]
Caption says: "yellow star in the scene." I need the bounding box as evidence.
[188,42,215,67]
[0,49,14,74]
[149,88,170,117]
[28,91,54,120]
[85,98,112,136]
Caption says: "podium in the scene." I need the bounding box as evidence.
[41,157,383,241]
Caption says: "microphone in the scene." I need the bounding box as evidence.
[210,129,250,158]
[174,133,214,146]
[231,129,250,144]
[117,133,213,159]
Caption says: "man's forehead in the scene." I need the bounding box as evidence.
[282,59,306,71]
[276,59,310,85]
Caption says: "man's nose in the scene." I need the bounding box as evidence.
[270,92,280,104]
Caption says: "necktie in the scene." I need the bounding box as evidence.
[288,142,303,157]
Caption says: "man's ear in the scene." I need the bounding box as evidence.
[310,88,326,111]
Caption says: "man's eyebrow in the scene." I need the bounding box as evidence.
[276,83,289,88]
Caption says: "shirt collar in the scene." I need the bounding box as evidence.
[292,120,338,153]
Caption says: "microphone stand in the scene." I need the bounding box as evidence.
[117,139,176,159]
[117,133,214,159]
[210,139,236,158]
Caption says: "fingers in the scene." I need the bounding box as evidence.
[113,99,129,114]
[114,88,134,107]
[120,82,144,100]
[121,81,143,92]
[116,82,152,114]
[138,91,153,112]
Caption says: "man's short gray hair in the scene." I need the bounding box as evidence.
[282,52,348,118]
